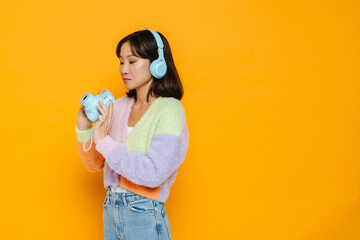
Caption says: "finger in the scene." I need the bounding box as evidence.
[98,101,109,116]
[98,101,106,108]
[97,104,106,117]
[97,114,104,123]
[108,102,113,122]
[106,102,113,131]
[99,101,108,115]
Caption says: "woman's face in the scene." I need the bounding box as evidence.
[119,41,153,91]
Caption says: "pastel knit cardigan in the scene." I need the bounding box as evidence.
[75,96,189,203]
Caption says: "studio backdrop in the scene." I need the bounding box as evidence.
[0,0,359,239]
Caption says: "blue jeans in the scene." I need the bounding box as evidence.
[103,186,171,240]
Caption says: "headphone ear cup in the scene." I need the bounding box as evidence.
[149,60,157,78]
[150,59,167,79]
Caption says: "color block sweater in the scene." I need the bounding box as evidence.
[75,96,189,203]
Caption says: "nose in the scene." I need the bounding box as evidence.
[120,62,129,75]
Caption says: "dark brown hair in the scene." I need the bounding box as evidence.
[116,30,184,102]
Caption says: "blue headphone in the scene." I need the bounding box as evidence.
[142,29,167,79]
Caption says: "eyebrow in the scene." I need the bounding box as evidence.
[119,54,136,58]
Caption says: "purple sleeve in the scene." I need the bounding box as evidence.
[95,133,188,188]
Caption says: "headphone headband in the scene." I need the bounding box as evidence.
[143,29,164,48]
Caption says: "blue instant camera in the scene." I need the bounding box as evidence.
[80,89,115,122]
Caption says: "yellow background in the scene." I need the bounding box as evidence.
[0,0,359,239]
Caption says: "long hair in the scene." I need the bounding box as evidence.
[115,30,184,102]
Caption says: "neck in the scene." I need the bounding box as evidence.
[134,80,157,107]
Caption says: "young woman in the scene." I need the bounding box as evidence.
[75,29,189,240]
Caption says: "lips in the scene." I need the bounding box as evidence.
[123,78,131,81]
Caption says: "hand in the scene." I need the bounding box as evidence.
[77,105,92,130]
[93,98,114,145]
[77,90,103,130]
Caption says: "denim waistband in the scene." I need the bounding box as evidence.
[105,186,160,207]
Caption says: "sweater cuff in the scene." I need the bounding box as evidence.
[95,135,118,158]
[75,125,93,142]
